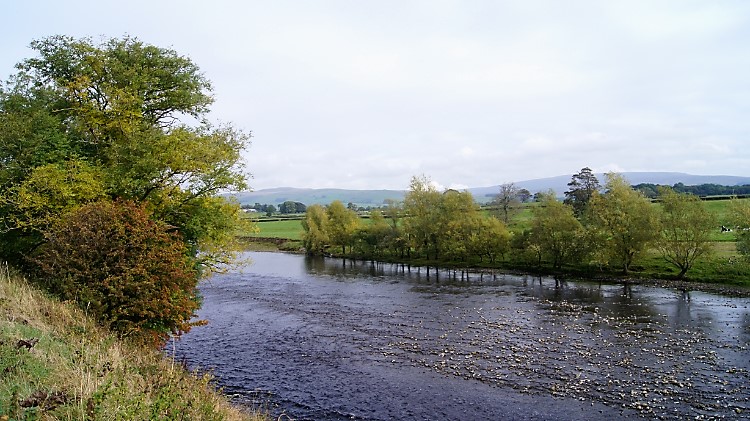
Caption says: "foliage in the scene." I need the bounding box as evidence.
[587,173,658,273]
[439,189,483,261]
[490,183,522,224]
[292,173,750,287]
[468,216,511,264]
[0,160,106,261]
[326,200,361,254]
[564,167,601,218]
[656,187,717,278]
[402,175,443,259]
[301,204,330,254]
[634,182,750,198]
[278,200,306,214]
[0,35,249,271]
[0,35,250,348]
[31,200,201,347]
[529,192,588,269]
[353,210,394,258]
[517,188,532,203]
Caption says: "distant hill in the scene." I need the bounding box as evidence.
[229,172,750,206]
[231,188,404,207]
[470,172,750,201]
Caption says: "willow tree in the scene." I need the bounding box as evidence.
[587,173,658,274]
[440,190,482,262]
[402,175,442,259]
[0,35,250,270]
[302,204,330,255]
[469,216,511,264]
[530,192,587,270]
[656,187,716,278]
[326,200,361,254]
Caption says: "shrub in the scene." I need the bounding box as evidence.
[32,200,202,346]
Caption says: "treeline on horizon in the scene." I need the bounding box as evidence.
[301,168,750,282]
[241,200,307,215]
[634,183,750,198]
[244,181,750,215]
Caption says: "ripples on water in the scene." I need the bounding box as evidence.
[173,252,750,420]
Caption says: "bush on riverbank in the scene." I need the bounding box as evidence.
[0,265,266,420]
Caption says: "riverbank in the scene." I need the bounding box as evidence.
[242,237,750,298]
[0,265,267,420]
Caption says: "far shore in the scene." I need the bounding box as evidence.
[240,237,750,298]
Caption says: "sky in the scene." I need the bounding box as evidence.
[2,1,749,191]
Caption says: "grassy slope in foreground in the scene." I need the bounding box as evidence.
[0,266,266,421]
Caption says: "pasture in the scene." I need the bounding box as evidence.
[244,218,303,240]
[249,198,743,243]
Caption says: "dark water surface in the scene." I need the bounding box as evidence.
[173,252,750,420]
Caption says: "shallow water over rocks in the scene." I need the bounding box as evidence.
[173,252,750,420]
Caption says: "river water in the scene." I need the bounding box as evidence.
[173,252,750,420]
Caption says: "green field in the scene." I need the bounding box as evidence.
[250,198,743,243]
[245,219,303,240]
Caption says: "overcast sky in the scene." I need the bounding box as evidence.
[3,1,749,191]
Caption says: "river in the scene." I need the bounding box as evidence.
[173,252,750,420]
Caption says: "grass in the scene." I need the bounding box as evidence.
[242,219,303,240]
[248,199,750,288]
[0,264,268,421]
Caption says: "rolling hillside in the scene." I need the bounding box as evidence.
[230,172,750,207]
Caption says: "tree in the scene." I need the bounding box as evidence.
[279,200,299,214]
[491,183,521,224]
[32,200,201,347]
[402,175,442,259]
[587,173,658,273]
[326,200,360,254]
[265,204,277,217]
[517,188,532,203]
[353,210,392,258]
[440,191,482,262]
[469,216,511,264]
[564,167,601,217]
[301,204,329,254]
[0,160,106,243]
[656,187,716,278]
[0,35,250,271]
[382,199,406,257]
[529,192,588,269]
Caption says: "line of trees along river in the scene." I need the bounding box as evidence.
[302,170,750,282]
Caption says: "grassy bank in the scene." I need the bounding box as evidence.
[0,265,266,420]
[246,207,750,291]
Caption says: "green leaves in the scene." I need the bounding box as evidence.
[302,204,330,254]
[1,35,249,272]
[1,35,250,345]
[530,194,587,269]
[0,160,106,236]
[587,173,658,273]
[656,187,716,278]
